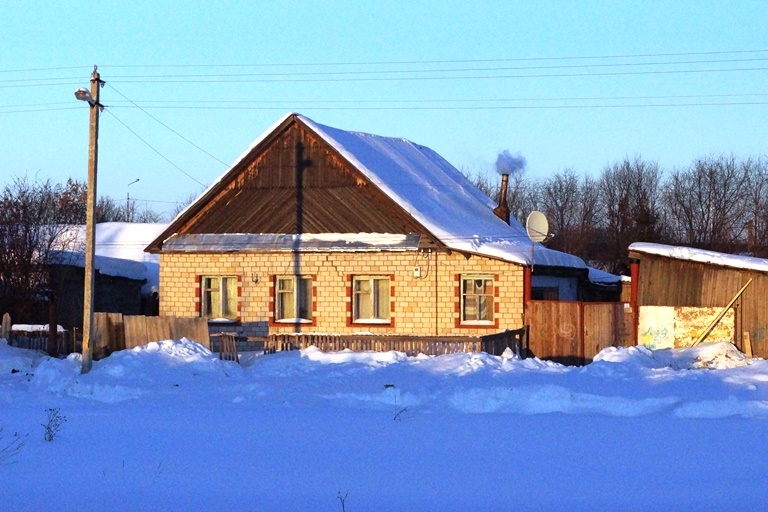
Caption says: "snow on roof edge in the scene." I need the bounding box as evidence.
[629,242,768,273]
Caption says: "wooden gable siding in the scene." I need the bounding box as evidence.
[631,253,749,307]
[177,120,438,245]
[631,251,768,356]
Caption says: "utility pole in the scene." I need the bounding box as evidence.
[75,66,104,374]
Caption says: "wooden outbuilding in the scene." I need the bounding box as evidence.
[629,242,768,357]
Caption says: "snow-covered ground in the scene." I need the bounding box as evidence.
[2,338,767,511]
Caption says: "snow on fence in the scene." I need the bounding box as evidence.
[6,323,76,355]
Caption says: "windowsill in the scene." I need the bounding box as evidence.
[274,318,313,324]
[352,319,392,325]
[207,318,238,324]
[460,321,495,326]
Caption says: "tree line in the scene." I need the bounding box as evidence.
[466,154,768,274]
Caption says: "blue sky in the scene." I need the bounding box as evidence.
[1,1,766,218]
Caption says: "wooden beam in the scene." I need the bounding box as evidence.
[692,278,753,346]
[743,332,753,357]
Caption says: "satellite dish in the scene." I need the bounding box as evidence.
[526,211,549,243]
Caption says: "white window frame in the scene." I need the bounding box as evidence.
[274,275,313,323]
[460,275,494,324]
[352,275,391,323]
[201,276,238,320]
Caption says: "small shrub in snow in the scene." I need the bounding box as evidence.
[337,491,348,512]
[42,408,66,442]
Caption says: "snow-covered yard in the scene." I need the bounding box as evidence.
[1,338,767,511]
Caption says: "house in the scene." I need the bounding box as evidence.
[629,242,768,357]
[47,222,168,328]
[146,113,608,341]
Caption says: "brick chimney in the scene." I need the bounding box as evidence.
[493,173,510,224]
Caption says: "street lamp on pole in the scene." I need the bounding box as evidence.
[74,65,104,374]
[127,179,139,222]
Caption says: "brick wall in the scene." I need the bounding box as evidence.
[159,250,524,337]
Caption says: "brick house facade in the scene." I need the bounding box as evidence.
[158,250,524,338]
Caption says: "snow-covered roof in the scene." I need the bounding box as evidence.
[172,113,586,270]
[50,250,148,283]
[587,266,624,285]
[629,242,768,273]
[58,222,168,293]
[302,115,586,269]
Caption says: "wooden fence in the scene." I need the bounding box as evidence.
[261,327,529,357]
[5,313,210,358]
[526,301,634,365]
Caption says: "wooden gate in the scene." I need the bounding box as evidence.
[526,301,635,365]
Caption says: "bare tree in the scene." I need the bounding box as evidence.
[539,168,580,253]
[744,158,768,256]
[506,171,540,225]
[0,177,80,321]
[598,156,664,274]
[170,191,202,219]
[664,155,750,253]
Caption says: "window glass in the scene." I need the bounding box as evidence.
[201,276,237,319]
[353,276,390,322]
[275,275,312,322]
[461,276,494,322]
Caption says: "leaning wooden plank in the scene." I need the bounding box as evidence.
[692,278,753,347]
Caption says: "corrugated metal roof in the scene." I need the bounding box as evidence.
[162,233,422,252]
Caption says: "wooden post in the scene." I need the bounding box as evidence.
[743,332,753,358]
[1,312,10,341]
[47,293,58,357]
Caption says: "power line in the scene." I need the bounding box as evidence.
[103,92,768,104]
[6,92,768,111]
[3,99,767,115]
[98,48,768,68]
[104,109,207,187]
[107,66,768,84]
[106,84,230,167]
[2,52,768,86]
[102,57,768,80]
[0,65,91,74]
[106,101,768,110]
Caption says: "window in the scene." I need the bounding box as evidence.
[201,276,238,319]
[461,275,494,323]
[532,286,559,301]
[352,276,390,322]
[275,275,312,322]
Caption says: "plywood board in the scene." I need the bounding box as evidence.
[638,306,734,349]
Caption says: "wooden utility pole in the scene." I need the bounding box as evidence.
[80,67,103,374]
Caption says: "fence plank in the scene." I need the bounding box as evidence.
[93,312,111,358]
[124,315,148,349]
